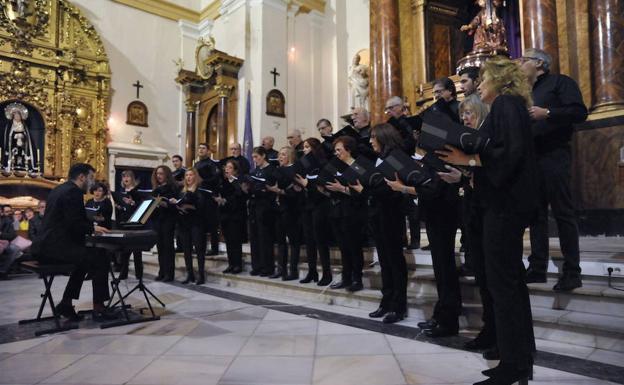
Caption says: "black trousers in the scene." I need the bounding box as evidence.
[42,247,110,304]
[465,196,496,341]
[302,203,332,276]
[119,250,143,279]
[529,147,581,276]
[180,223,206,278]
[402,196,420,246]
[425,200,462,329]
[249,204,276,274]
[155,217,176,280]
[276,209,302,275]
[331,214,364,284]
[222,218,243,268]
[376,209,408,313]
[483,206,535,364]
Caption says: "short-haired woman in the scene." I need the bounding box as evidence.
[216,159,247,274]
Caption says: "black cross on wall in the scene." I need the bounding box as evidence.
[133,80,143,99]
[270,68,280,87]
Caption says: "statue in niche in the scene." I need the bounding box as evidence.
[348,53,369,109]
[460,0,507,52]
[3,102,37,172]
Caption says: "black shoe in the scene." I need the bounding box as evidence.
[0,272,9,281]
[407,242,420,250]
[181,275,195,284]
[230,266,242,274]
[330,280,351,289]
[482,361,533,379]
[383,311,406,324]
[464,332,496,350]
[269,271,283,279]
[369,307,388,318]
[154,275,164,281]
[250,269,261,276]
[92,309,118,322]
[283,273,299,281]
[478,362,531,384]
[162,276,174,282]
[317,275,333,286]
[417,319,438,330]
[56,303,84,322]
[482,346,500,360]
[458,263,475,277]
[525,267,547,284]
[118,271,128,280]
[299,271,319,284]
[223,266,233,274]
[420,244,431,251]
[424,325,458,338]
[196,275,205,285]
[553,274,582,291]
[346,281,363,292]
[260,270,274,277]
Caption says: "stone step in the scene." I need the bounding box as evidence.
[141,251,624,355]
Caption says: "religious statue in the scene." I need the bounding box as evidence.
[348,53,369,109]
[3,102,37,172]
[460,0,507,52]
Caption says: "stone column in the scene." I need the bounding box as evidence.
[369,0,402,125]
[522,0,559,73]
[215,84,234,158]
[589,0,624,112]
[184,100,197,168]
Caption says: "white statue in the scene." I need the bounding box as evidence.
[3,102,36,171]
[348,53,370,109]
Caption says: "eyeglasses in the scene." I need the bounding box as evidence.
[286,136,294,139]
[519,56,540,63]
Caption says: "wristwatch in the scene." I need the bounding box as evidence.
[468,158,477,167]
[546,109,551,118]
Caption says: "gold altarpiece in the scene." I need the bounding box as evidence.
[0,0,111,184]
[176,48,243,165]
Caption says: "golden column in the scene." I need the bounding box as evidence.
[589,0,624,112]
[185,100,197,168]
[369,0,402,125]
[214,84,234,158]
[522,0,560,73]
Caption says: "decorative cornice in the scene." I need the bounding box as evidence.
[111,0,200,21]
[200,1,222,20]
[292,0,325,14]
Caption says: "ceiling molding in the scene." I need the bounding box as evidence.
[200,1,221,20]
[292,0,325,13]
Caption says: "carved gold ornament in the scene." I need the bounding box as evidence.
[195,35,216,79]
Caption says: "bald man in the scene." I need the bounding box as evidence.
[221,142,251,175]
[262,136,279,165]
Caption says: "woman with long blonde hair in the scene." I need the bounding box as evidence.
[438,56,537,385]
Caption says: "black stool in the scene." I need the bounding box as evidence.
[18,261,79,336]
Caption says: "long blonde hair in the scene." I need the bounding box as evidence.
[480,56,533,107]
[183,168,202,192]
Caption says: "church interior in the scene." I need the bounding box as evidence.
[1,0,623,384]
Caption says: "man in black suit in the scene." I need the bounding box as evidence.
[221,142,251,175]
[33,163,113,321]
[262,136,280,165]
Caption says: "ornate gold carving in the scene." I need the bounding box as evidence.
[0,0,50,41]
[214,84,234,99]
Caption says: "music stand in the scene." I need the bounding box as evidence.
[104,199,165,328]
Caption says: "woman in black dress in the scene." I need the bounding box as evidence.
[113,170,142,280]
[216,159,247,274]
[151,166,179,282]
[171,168,207,284]
[86,181,113,230]
[294,138,332,286]
[438,57,538,385]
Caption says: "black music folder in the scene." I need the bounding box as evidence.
[421,152,449,173]
[333,125,360,140]
[318,157,348,186]
[376,149,431,186]
[420,111,490,154]
[341,156,383,187]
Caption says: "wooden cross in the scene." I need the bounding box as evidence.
[133,80,143,99]
[270,68,280,87]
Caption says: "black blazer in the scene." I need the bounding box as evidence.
[32,181,93,259]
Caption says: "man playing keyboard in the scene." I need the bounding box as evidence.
[33,163,116,322]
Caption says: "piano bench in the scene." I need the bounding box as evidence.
[18,261,79,336]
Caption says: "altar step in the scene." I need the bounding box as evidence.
[141,248,624,362]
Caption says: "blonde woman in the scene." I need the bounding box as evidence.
[438,56,537,385]
[113,170,142,280]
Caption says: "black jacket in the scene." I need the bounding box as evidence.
[152,183,180,222]
[32,181,93,259]
[531,72,588,155]
[113,186,141,223]
[195,157,222,191]
[85,198,113,229]
[221,156,251,176]
[0,217,16,241]
[475,94,539,216]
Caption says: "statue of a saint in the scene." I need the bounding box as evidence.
[460,0,507,52]
[348,53,369,109]
[3,102,37,171]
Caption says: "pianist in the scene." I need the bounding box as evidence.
[32,163,115,322]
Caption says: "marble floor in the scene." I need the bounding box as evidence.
[0,275,619,385]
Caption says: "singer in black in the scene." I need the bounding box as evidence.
[325,136,365,292]
[85,182,113,230]
[359,124,409,324]
[113,170,143,280]
[294,138,333,286]
[217,159,247,274]
[439,57,538,385]
[172,168,207,284]
[267,146,302,280]
[151,166,179,282]
[248,146,278,276]
[220,143,251,176]
[194,143,221,256]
